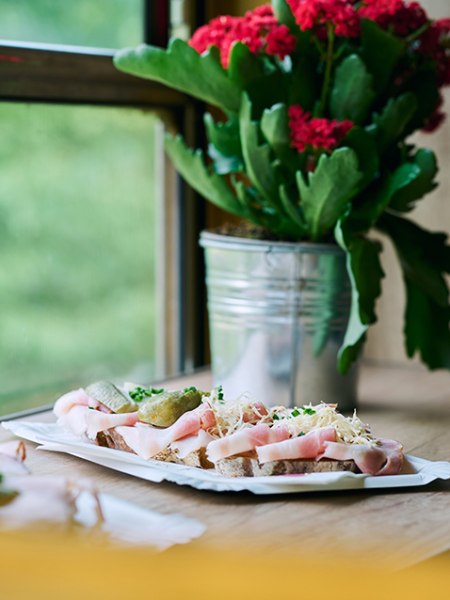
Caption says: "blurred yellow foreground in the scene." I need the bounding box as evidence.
[0,531,449,600]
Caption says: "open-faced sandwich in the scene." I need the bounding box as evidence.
[53,382,404,477]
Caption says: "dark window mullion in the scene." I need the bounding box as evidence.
[144,0,170,46]
[174,0,208,372]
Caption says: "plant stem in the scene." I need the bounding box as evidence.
[318,23,335,117]
[405,21,431,44]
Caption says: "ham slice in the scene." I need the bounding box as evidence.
[206,424,290,464]
[0,441,29,476]
[53,388,99,417]
[0,476,92,527]
[58,406,139,440]
[171,430,216,460]
[115,404,215,460]
[321,438,404,475]
[256,428,337,464]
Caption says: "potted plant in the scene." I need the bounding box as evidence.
[114,0,450,409]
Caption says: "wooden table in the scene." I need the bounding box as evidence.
[1,364,449,569]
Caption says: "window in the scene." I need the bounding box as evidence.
[0,1,208,417]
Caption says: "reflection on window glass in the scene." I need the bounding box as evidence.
[0,0,143,48]
[0,104,157,416]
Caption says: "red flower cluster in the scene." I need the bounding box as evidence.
[359,1,428,36]
[286,0,360,38]
[189,4,297,68]
[420,18,450,86]
[288,105,353,153]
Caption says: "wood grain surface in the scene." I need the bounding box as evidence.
[1,365,449,568]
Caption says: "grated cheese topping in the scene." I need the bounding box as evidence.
[270,403,375,445]
[202,388,271,438]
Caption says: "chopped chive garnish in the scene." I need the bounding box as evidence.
[129,387,165,402]
[291,409,300,417]
[297,431,305,437]
[302,407,316,416]
[183,386,197,393]
[273,414,280,420]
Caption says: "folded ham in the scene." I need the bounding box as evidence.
[171,430,216,460]
[115,404,216,460]
[58,405,139,440]
[206,424,290,463]
[256,428,337,464]
[53,388,100,417]
[321,438,404,476]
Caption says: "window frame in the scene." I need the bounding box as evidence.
[0,0,208,415]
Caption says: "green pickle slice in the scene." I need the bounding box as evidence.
[137,388,203,427]
[85,381,138,414]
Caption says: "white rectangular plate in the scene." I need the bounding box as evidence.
[3,421,450,495]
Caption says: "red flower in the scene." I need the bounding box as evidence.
[420,19,450,87]
[288,105,354,152]
[189,4,297,68]
[266,25,297,57]
[287,0,360,38]
[359,1,428,37]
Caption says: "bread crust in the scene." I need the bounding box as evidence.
[215,455,360,477]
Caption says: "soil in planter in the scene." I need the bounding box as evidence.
[214,221,298,243]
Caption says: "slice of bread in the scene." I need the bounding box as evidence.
[215,454,360,477]
[95,430,213,469]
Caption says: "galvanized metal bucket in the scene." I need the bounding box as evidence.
[200,232,358,411]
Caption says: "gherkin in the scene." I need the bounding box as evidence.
[85,381,138,414]
[137,388,203,427]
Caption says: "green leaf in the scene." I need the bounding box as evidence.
[279,185,309,234]
[342,126,379,191]
[330,54,375,125]
[261,103,300,173]
[204,113,242,158]
[350,162,421,231]
[245,69,288,117]
[164,134,244,218]
[239,94,281,211]
[261,104,289,155]
[208,144,243,175]
[403,69,440,133]
[114,40,240,113]
[297,148,362,241]
[231,179,269,228]
[370,93,418,153]
[228,42,266,91]
[361,19,405,93]
[232,179,302,239]
[288,58,319,111]
[389,149,438,213]
[272,0,298,31]
[379,213,450,308]
[403,282,450,369]
[379,214,450,370]
[335,220,385,374]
